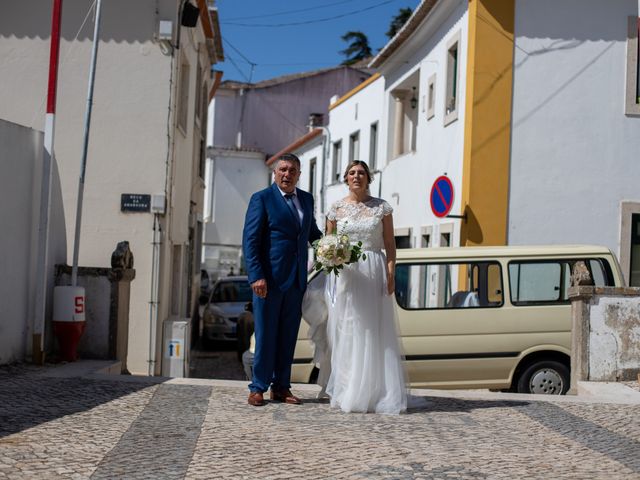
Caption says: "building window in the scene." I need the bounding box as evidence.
[349,131,360,162]
[440,232,451,247]
[309,157,317,198]
[369,122,378,171]
[427,73,436,120]
[332,140,342,182]
[394,227,412,249]
[444,31,461,126]
[178,56,190,134]
[389,78,419,160]
[195,63,202,125]
[625,17,640,115]
[630,214,640,286]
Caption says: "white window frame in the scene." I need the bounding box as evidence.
[427,73,436,120]
[394,227,413,249]
[444,31,461,126]
[625,17,640,116]
[369,122,378,171]
[620,201,640,285]
[421,225,433,247]
[332,140,342,183]
[177,55,190,135]
[348,130,360,162]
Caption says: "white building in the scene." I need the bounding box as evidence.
[0,0,223,372]
[508,0,640,286]
[276,0,640,289]
[204,67,371,279]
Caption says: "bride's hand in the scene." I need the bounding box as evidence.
[386,271,395,296]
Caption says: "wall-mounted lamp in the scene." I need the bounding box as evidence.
[410,87,418,109]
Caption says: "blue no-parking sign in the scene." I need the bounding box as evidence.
[430,176,454,218]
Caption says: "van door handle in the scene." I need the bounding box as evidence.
[554,286,560,291]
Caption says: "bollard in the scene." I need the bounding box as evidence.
[52,286,86,361]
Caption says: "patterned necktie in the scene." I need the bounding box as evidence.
[284,193,301,225]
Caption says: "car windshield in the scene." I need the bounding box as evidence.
[211,281,252,303]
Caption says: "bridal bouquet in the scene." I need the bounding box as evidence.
[312,230,366,276]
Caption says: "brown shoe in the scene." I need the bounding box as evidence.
[270,388,302,405]
[248,391,265,407]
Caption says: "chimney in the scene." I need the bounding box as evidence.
[308,113,324,131]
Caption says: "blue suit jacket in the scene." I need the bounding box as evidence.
[242,183,323,292]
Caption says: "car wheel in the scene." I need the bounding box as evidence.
[236,315,254,362]
[516,360,569,395]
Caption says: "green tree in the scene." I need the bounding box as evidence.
[386,7,413,39]
[340,31,372,65]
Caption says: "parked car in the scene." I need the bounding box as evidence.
[201,276,252,349]
[243,245,624,394]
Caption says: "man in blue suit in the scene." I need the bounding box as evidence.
[242,153,323,406]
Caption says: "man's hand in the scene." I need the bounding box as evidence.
[251,279,267,298]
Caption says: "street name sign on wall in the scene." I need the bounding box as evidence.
[121,194,151,213]
[430,176,454,218]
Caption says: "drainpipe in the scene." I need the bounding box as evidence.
[148,214,161,375]
[317,126,331,215]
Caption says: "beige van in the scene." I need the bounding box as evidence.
[290,245,624,395]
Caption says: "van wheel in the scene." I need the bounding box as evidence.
[516,360,569,395]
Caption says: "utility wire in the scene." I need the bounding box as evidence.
[221,0,398,27]
[222,37,256,66]
[223,0,359,21]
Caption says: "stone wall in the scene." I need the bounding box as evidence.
[570,286,640,388]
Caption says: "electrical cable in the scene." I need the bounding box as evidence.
[222,37,256,66]
[221,0,399,27]
[223,0,359,21]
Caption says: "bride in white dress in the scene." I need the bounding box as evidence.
[324,160,407,414]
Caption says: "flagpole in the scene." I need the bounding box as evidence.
[71,0,103,286]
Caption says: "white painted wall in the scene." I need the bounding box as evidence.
[0,1,215,372]
[326,76,385,214]
[509,0,640,262]
[376,0,469,248]
[0,120,66,363]
[202,148,268,279]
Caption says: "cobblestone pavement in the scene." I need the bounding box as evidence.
[1,363,640,479]
[189,345,246,381]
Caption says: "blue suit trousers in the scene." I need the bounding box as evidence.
[249,282,304,393]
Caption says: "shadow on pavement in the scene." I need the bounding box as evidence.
[0,366,163,438]
[407,396,530,414]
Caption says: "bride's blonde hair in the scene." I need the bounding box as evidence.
[343,160,373,185]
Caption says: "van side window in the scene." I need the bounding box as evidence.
[395,261,503,310]
[509,262,562,304]
[508,258,614,306]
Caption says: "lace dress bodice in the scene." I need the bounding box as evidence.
[326,197,393,250]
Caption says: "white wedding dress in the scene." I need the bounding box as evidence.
[324,197,407,414]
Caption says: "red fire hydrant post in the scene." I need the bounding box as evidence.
[52,286,86,361]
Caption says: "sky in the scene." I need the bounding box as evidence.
[214,0,422,83]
